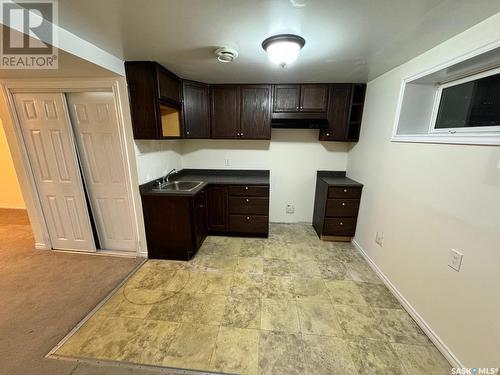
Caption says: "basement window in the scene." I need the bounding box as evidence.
[430,68,500,135]
[392,42,500,145]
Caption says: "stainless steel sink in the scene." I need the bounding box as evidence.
[152,181,203,192]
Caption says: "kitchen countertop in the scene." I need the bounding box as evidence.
[140,169,270,196]
[317,171,363,187]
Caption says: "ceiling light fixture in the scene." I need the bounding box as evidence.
[261,34,305,68]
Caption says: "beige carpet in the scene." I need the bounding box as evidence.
[0,208,163,375]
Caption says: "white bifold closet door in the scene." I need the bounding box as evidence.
[13,93,96,252]
[66,92,136,252]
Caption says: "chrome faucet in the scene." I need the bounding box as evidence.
[163,169,177,184]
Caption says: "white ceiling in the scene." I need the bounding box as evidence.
[57,0,500,83]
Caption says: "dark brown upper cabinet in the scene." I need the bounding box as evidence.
[211,84,271,140]
[300,84,329,112]
[182,80,210,138]
[156,64,181,105]
[273,84,328,113]
[210,85,241,138]
[125,61,182,139]
[240,85,272,139]
[319,83,366,142]
[273,85,301,112]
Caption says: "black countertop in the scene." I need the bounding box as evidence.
[317,171,363,187]
[140,169,270,196]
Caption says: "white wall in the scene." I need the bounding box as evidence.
[135,129,349,222]
[0,118,25,209]
[182,129,349,222]
[134,140,182,184]
[347,13,500,368]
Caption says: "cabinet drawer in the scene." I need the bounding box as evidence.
[229,215,268,234]
[328,186,362,199]
[323,218,357,236]
[228,185,269,197]
[229,197,268,215]
[325,199,360,217]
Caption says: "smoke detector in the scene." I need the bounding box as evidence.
[214,47,239,63]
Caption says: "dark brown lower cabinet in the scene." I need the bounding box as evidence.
[141,189,207,260]
[206,185,228,233]
[207,184,269,237]
[313,172,363,241]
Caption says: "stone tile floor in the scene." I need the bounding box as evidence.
[54,224,451,374]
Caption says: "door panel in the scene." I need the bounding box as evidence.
[210,86,240,138]
[14,93,96,251]
[206,185,228,232]
[300,84,328,112]
[183,81,210,138]
[66,92,136,252]
[240,85,271,139]
[320,84,352,141]
[273,85,300,112]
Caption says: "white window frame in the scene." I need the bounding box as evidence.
[429,66,500,135]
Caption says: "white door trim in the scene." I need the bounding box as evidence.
[0,78,146,257]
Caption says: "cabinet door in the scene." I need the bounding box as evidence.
[210,86,240,138]
[273,85,300,112]
[193,190,207,250]
[320,84,352,141]
[183,81,210,138]
[206,185,228,232]
[156,64,180,104]
[124,62,161,139]
[240,85,272,139]
[300,84,328,112]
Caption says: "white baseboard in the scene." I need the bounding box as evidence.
[35,242,50,250]
[351,238,463,369]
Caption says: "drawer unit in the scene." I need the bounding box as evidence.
[227,184,269,237]
[328,186,362,199]
[229,214,269,234]
[313,172,363,241]
[325,199,360,217]
[323,218,357,236]
[229,196,269,215]
[228,185,269,197]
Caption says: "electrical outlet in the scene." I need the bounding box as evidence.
[224,158,231,167]
[286,204,295,214]
[375,231,384,246]
[448,249,463,272]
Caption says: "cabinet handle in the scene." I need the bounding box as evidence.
[342,202,346,206]
[339,222,343,226]
[186,131,190,135]
[246,216,250,220]
[240,132,244,136]
[246,198,249,202]
[296,106,299,110]
[237,132,240,136]
[343,189,348,193]
[199,204,204,208]
[326,133,330,137]
[245,186,248,190]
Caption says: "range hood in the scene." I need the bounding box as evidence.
[271,117,328,129]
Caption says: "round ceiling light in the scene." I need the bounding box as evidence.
[214,47,239,63]
[261,34,305,67]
